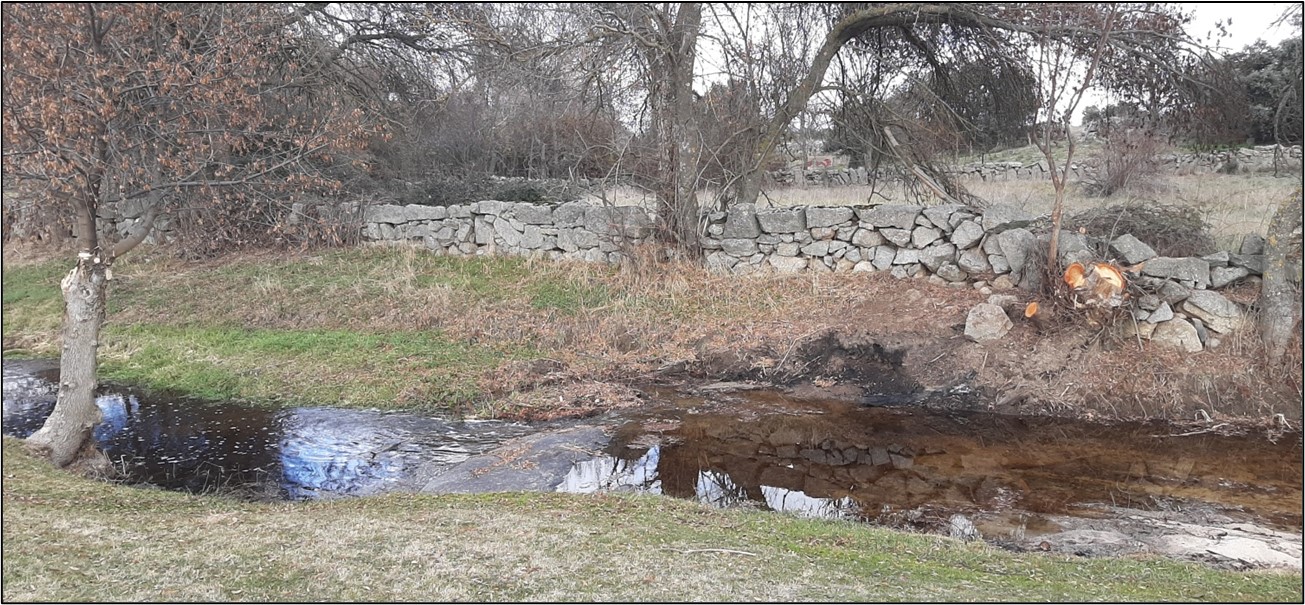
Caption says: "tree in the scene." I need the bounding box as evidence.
[2,4,372,467]
[727,4,1192,224]
[1231,36,1303,146]
[1260,189,1303,367]
[1030,5,1121,292]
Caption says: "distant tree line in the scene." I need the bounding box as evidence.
[1083,23,1303,149]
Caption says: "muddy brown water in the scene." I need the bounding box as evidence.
[3,360,1301,542]
[565,389,1302,540]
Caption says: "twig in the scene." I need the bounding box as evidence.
[769,328,824,378]
[1152,423,1228,438]
[664,548,757,557]
[1129,308,1144,351]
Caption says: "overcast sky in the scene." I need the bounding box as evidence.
[1184,2,1299,50]
[1077,3,1299,119]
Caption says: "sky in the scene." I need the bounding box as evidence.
[1183,2,1299,50]
[1076,2,1299,120]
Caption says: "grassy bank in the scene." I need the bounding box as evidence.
[2,439,1298,602]
[5,241,1301,421]
[4,245,931,417]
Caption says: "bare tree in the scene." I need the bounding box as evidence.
[1030,5,1120,290]
[2,4,373,467]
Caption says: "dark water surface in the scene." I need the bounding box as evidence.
[4,360,1301,538]
[2,360,536,499]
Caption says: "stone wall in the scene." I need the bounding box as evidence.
[362,198,1286,354]
[361,200,653,264]
[769,145,1304,187]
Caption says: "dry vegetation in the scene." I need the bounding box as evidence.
[4,233,1300,424]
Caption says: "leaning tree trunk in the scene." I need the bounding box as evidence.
[25,256,110,467]
[1259,189,1304,366]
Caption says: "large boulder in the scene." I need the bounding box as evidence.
[851,228,884,248]
[1210,266,1250,289]
[919,242,957,272]
[552,202,589,228]
[1142,257,1211,288]
[981,204,1036,233]
[363,204,408,225]
[880,228,912,247]
[512,203,553,225]
[957,248,991,274]
[949,220,984,249]
[805,206,854,228]
[922,205,963,233]
[872,246,896,271]
[722,203,762,238]
[1110,234,1157,265]
[911,226,943,248]
[996,228,1037,275]
[721,238,760,257]
[585,206,653,239]
[964,303,1013,343]
[768,255,808,273]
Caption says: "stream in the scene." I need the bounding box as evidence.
[4,359,1301,569]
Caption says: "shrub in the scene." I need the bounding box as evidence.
[1066,202,1216,257]
[1083,130,1163,197]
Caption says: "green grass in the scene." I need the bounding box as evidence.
[97,325,510,411]
[528,279,611,313]
[2,250,550,411]
[2,438,1299,602]
[1,259,67,352]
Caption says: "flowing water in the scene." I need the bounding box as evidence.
[4,360,1301,544]
[2,360,536,499]
[558,389,1303,540]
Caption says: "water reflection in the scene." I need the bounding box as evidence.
[2,361,534,499]
[558,446,862,521]
[559,446,662,494]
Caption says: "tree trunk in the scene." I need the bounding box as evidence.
[735,167,762,206]
[653,3,702,255]
[24,257,109,468]
[1259,189,1304,366]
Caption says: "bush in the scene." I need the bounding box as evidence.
[1083,130,1162,197]
[1066,202,1216,257]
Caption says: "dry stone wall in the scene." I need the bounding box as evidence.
[769,145,1304,186]
[362,200,653,264]
[362,198,1285,354]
